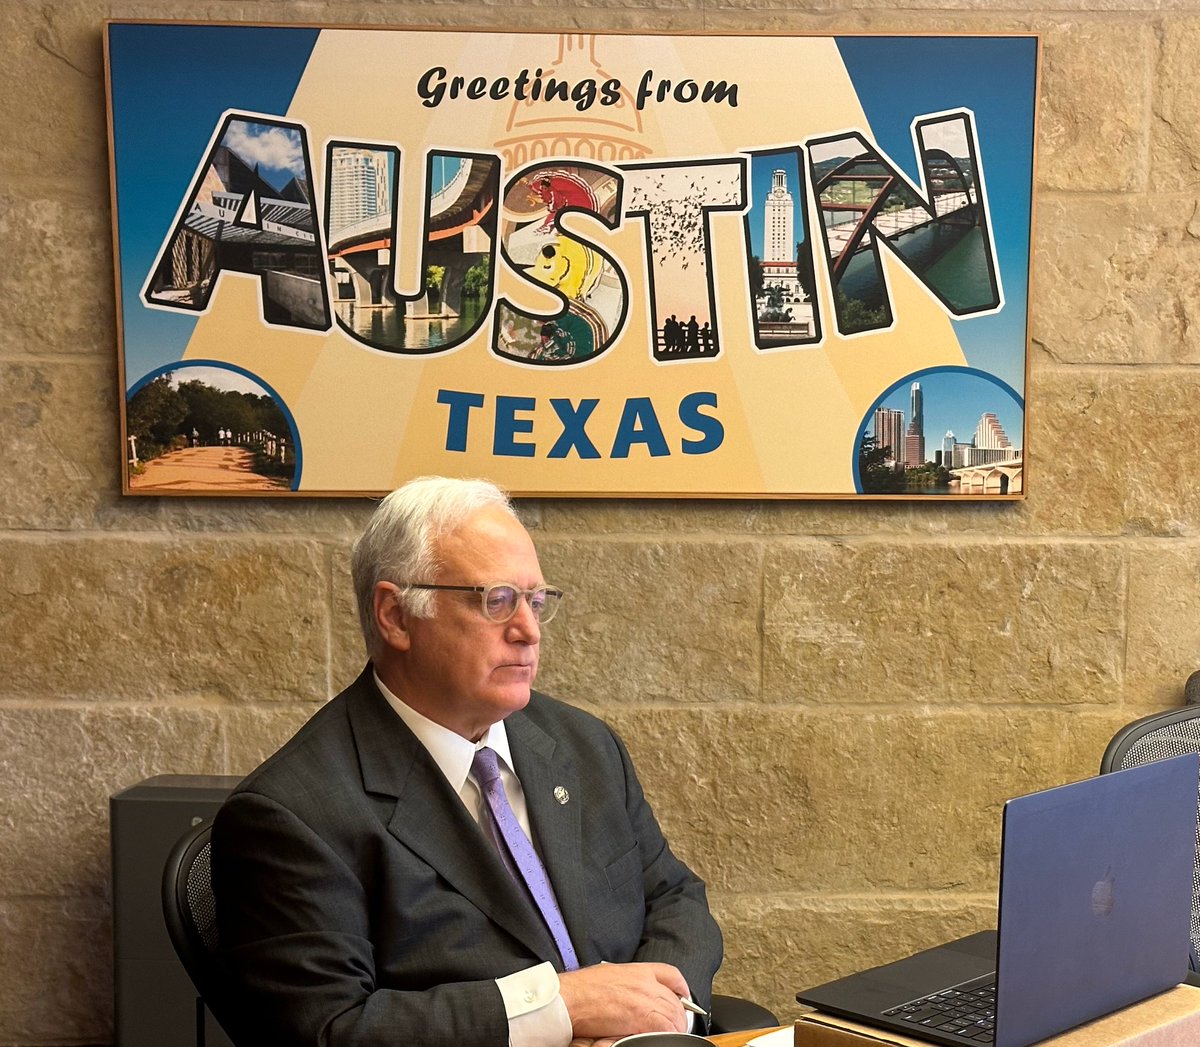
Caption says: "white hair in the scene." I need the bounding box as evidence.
[350,476,516,660]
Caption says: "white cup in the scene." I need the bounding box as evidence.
[610,1035,713,1047]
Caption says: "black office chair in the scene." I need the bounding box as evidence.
[162,819,239,1047]
[1100,675,1200,986]
[708,993,779,1034]
[162,820,778,1038]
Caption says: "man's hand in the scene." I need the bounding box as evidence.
[559,962,691,1040]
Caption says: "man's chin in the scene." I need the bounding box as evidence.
[507,686,533,709]
[465,687,532,739]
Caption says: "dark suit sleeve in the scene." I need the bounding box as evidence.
[212,791,509,1047]
[607,728,723,1012]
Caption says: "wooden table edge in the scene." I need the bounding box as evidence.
[708,1025,789,1047]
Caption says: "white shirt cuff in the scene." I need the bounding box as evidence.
[496,962,573,1047]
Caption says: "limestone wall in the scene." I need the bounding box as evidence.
[3,1,1198,1043]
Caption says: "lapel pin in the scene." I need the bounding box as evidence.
[553,785,569,805]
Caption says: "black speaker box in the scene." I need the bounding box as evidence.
[111,775,241,1047]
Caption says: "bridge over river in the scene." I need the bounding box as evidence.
[950,457,1024,495]
[327,156,497,321]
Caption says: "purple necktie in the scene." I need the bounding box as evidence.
[471,746,580,970]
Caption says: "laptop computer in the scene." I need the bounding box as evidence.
[796,754,1200,1047]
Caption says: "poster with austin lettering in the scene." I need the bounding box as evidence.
[105,24,1037,498]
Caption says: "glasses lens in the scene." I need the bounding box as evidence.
[531,587,561,623]
[483,585,518,622]
[480,585,562,623]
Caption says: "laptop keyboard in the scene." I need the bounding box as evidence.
[884,982,997,1042]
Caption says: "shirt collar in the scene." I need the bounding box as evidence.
[373,670,516,791]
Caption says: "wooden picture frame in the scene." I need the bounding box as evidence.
[106,23,1038,498]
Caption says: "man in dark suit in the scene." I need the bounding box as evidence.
[212,476,722,1047]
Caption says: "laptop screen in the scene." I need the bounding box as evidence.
[994,754,1199,1047]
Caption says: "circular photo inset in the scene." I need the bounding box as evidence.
[854,366,1023,496]
[125,361,300,493]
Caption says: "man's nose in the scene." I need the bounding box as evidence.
[506,593,541,642]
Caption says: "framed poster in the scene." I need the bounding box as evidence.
[105,24,1038,498]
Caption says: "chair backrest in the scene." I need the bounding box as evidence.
[162,819,230,1045]
[1101,705,1200,966]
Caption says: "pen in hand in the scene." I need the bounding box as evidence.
[679,997,709,1019]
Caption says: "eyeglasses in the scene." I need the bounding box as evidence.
[403,583,564,624]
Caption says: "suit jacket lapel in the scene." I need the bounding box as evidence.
[507,704,590,965]
[345,670,560,965]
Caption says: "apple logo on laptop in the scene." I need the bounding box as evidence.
[1091,865,1115,917]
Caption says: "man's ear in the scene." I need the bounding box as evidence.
[373,582,413,652]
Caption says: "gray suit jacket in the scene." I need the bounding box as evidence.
[211,667,722,1047]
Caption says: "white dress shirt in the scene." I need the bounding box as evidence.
[375,673,574,1047]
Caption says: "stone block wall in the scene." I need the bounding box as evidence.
[1,1,1197,1042]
